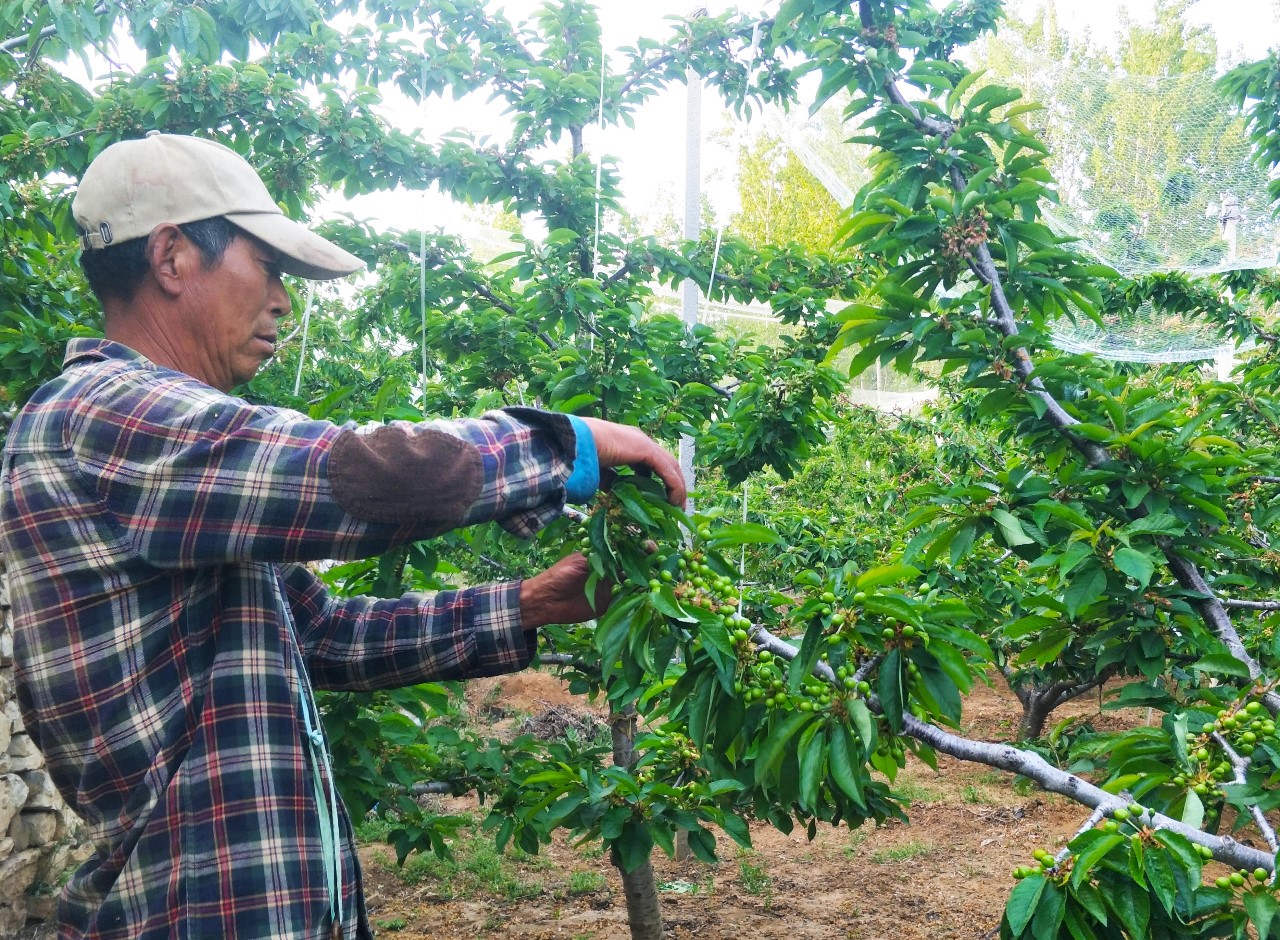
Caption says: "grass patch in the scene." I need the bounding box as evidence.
[567,870,606,895]
[370,827,545,901]
[870,841,933,864]
[893,778,943,804]
[962,784,993,804]
[737,853,774,906]
[374,917,407,932]
[842,827,870,858]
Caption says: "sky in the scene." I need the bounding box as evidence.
[338,0,1280,241]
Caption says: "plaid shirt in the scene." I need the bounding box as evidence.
[0,339,581,940]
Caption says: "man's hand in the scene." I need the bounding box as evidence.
[520,553,612,631]
[577,416,686,508]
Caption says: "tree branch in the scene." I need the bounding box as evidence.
[752,621,1275,872]
[1213,731,1279,854]
[1222,598,1280,611]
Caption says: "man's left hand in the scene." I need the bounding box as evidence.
[519,553,611,631]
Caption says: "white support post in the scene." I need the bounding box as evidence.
[678,66,702,510]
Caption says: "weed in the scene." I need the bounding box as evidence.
[870,841,933,864]
[893,778,942,804]
[374,827,545,901]
[962,784,992,804]
[354,814,396,844]
[374,917,407,932]
[568,870,606,894]
[843,828,869,859]
[738,854,774,906]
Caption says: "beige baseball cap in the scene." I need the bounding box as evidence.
[72,131,364,280]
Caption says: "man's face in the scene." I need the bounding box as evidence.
[181,232,290,392]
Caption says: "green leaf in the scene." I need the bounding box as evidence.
[551,393,598,413]
[1143,849,1177,915]
[1180,788,1205,829]
[1069,832,1124,889]
[854,563,921,591]
[878,648,905,732]
[1005,874,1046,937]
[754,711,813,788]
[1112,547,1155,588]
[1064,564,1107,618]
[828,723,866,808]
[847,698,876,752]
[797,723,826,808]
[789,620,825,694]
[706,522,782,548]
[991,508,1035,546]
[1192,653,1252,679]
[1245,891,1278,940]
[649,585,696,623]
[1105,880,1150,938]
[685,825,718,864]
[612,821,654,873]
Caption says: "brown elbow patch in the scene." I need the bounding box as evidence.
[329,426,483,529]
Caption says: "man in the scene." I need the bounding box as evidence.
[0,132,685,940]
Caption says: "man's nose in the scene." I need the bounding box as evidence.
[270,277,290,318]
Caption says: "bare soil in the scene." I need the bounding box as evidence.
[355,671,1153,940]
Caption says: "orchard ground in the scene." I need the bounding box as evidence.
[351,671,1213,940]
[17,669,1261,940]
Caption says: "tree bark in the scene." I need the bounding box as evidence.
[1016,695,1052,741]
[609,705,665,940]
[615,855,664,940]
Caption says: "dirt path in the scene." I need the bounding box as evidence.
[356,671,1149,940]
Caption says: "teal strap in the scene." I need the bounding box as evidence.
[298,673,344,931]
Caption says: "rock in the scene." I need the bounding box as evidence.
[8,810,28,852]
[0,669,14,706]
[0,837,11,857]
[18,771,57,811]
[5,700,24,735]
[0,629,11,667]
[26,890,57,922]
[0,848,40,935]
[20,811,60,847]
[7,735,41,773]
[0,774,30,836]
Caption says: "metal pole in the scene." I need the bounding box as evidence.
[673,60,703,867]
[678,66,702,509]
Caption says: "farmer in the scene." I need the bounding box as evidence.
[0,132,685,940]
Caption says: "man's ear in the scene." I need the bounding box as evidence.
[144,223,189,297]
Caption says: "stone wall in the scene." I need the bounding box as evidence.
[0,556,83,934]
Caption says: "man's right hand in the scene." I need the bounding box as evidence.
[576,417,686,508]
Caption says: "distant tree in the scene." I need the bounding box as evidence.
[731,132,843,251]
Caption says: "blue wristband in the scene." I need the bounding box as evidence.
[564,416,600,504]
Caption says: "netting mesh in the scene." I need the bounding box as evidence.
[774,20,1278,363]
[978,33,1278,280]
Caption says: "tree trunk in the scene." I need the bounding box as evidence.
[610,705,664,940]
[1017,694,1052,741]
[616,856,664,940]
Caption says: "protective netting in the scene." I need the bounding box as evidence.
[773,23,1278,363]
[1048,300,1237,364]
[978,33,1278,280]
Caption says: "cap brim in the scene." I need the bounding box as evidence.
[227,211,365,280]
